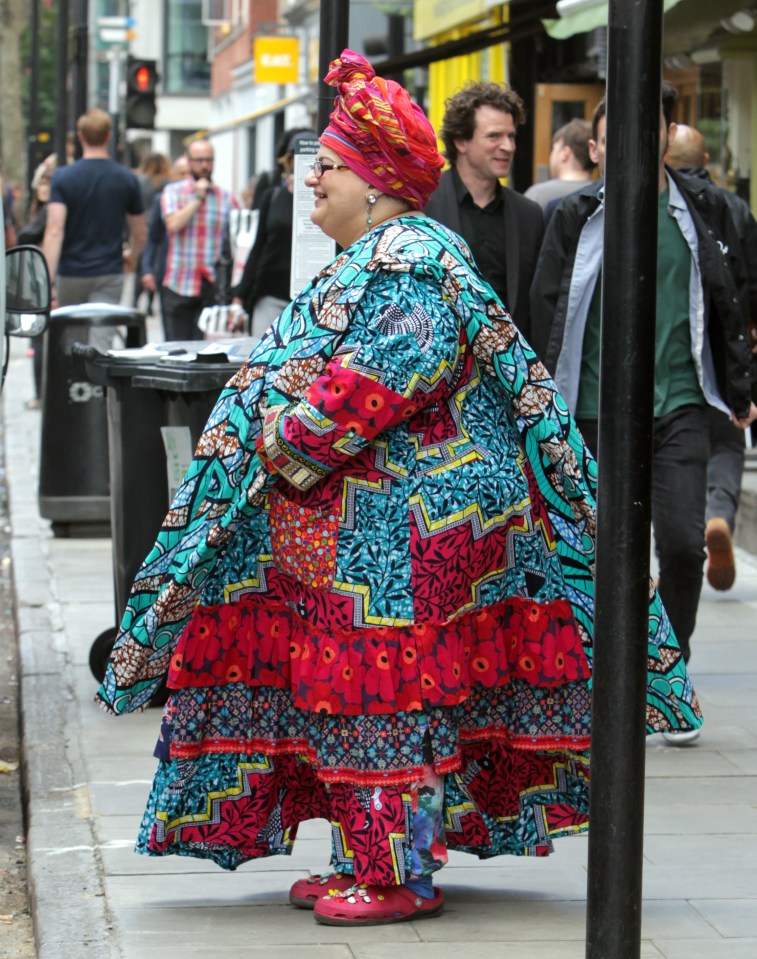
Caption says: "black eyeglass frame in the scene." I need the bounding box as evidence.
[310,158,351,179]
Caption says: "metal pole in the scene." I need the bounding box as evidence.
[317,0,350,134]
[384,14,405,86]
[585,2,664,957]
[108,48,122,162]
[56,0,70,170]
[28,0,41,193]
[71,0,89,123]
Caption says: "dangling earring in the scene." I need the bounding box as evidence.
[366,193,377,229]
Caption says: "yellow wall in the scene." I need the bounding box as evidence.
[426,6,510,155]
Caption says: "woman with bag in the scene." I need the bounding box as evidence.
[17,157,56,406]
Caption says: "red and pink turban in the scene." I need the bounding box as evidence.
[321,49,444,210]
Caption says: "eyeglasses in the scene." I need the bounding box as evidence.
[310,158,350,179]
[189,155,213,163]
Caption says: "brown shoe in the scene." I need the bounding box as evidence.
[705,517,735,591]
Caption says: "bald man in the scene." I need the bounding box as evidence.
[665,123,709,170]
[666,125,757,591]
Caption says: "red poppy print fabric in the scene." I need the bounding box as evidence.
[168,595,590,716]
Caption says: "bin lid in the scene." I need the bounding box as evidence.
[104,344,179,364]
[105,337,257,367]
[121,338,256,392]
[131,365,239,393]
[155,338,256,366]
[51,303,147,324]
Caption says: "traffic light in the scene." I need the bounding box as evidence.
[125,57,158,130]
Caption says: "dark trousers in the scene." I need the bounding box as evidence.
[576,404,709,662]
[161,277,215,342]
[705,406,745,531]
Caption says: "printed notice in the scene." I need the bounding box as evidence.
[161,426,193,504]
[290,138,337,299]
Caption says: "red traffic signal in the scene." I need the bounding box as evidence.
[125,57,158,129]
[135,66,151,91]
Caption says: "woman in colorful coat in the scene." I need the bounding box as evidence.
[97,51,702,927]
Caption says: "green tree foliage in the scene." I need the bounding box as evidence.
[20,1,58,132]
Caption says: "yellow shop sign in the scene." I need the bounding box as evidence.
[254,37,299,84]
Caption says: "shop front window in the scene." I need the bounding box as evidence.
[164,0,211,94]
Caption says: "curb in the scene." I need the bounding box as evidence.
[3,360,120,959]
[735,460,757,556]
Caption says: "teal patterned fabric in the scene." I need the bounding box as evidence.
[97,214,701,740]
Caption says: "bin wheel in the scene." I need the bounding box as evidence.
[90,627,118,682]
[89,626,170,709]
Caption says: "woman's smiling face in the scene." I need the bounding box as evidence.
[305,143,371,248]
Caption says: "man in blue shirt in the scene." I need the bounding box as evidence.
[42,109,145,308]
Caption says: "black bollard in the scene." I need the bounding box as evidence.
[585,1,664,957]
[317,0,350,135]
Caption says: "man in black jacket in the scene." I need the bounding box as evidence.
[665,123,757,592]
[529,88,756,702]
[424,82,544,337]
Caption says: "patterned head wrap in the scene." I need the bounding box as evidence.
[321,49,444,210]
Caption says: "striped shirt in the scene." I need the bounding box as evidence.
[162,178,238,297]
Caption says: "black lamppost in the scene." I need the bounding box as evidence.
[586,1,664,956]
[27,0,41,193]
[317,0,349,134]
[56,0,69,169]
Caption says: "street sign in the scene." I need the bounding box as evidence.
[100,27,135,43]
[97,16,136,28]
[98,15,136,43]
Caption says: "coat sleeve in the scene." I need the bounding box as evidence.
[256,273,462,491]
[140,195,163,275]
[516,200,546,342]
[529,202,573,371]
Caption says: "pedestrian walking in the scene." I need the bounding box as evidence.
[231,128,314,338]
[41,109,145,309]
[423,82,544,337]
[530,87,757,685]
[98,51,702,926]
[160,139,238,340]
[140,155,190,338]
[17,157,56,405]
[525,118,595,213]
[134,152,170,313]
[665,123,757,591]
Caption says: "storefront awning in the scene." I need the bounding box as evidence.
[543,0,684,40]
[185,91,313,144]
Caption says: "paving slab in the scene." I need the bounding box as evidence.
[653,941,757,959]
[114,903,423,945]
[352,944,666,959]
[688,899,757,938]
[644,774,757,805]
[719,748,757,774]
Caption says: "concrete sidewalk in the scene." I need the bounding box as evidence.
[4,347,757,959]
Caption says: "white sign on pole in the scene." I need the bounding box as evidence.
[97,16,136,28]
[100,27,131,43]
[161,427,194,503]
[290,138,336,300]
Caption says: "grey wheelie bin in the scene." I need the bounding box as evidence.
[38,304,146,536]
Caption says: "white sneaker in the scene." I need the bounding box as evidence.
[661,727,701,746]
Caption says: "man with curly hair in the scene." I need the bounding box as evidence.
[424,82,544,337]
